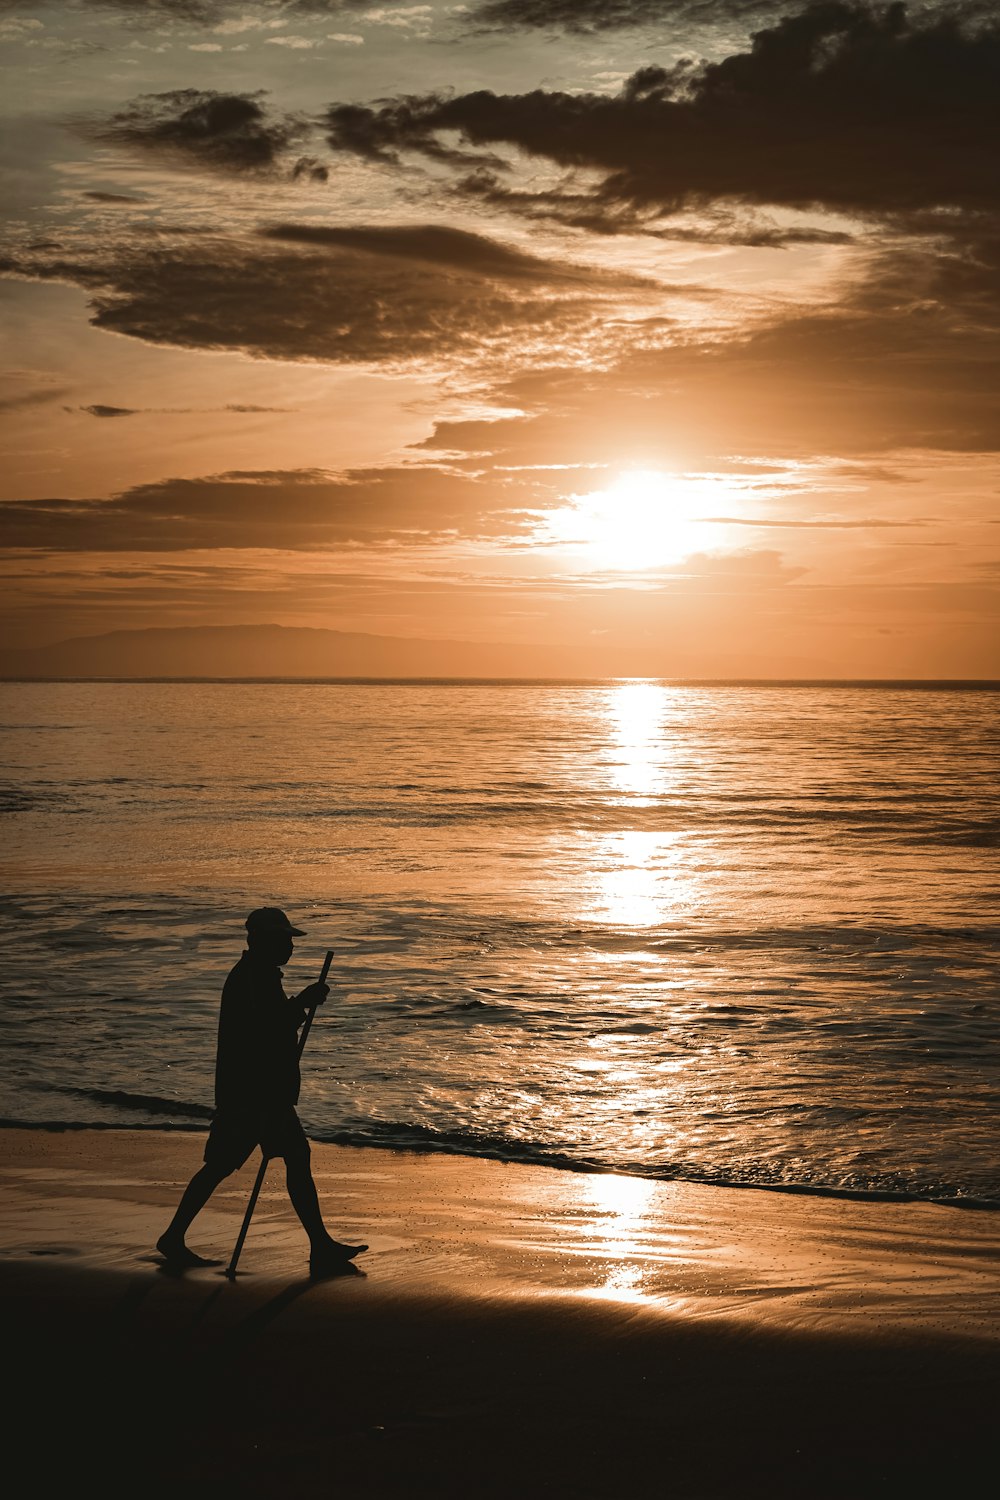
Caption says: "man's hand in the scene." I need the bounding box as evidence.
[298,980,330,1007]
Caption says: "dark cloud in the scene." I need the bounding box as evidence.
[650,216,855,247]
[65,399,293,417]
[258,221,648,286]
[466,0,781,32]
[0,0,429,21]
[291,157,329,184]
[12,0,990,40]
[0,224,642,367]
[454,165,857,238]
[0,0,225,18]
[323,5,1000,221]
[0,465,537,553]
[91,90,307,175]
[449,167,646,234]
[0,386,72,413]
[470,0,997,34]
[828,464,913,483]
[70,401,294,415]
[81,191,144,204]
[701,514,927,527]
[0,0,795,32]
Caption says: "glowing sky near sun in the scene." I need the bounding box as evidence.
[0,1,998,675]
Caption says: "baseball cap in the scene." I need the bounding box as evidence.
[245,906,306,937]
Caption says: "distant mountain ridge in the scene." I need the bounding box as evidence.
[0,622,859,680]
[0,623,593,680]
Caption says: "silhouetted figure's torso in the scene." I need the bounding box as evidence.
[215,951,305,1114]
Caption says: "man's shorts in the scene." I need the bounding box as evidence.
[204,1105,310,1175]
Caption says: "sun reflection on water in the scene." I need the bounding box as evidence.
[586,682,702,926]
[607,680,674,802]
[596,830,680,926]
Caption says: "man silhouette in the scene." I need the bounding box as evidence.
[157,907,367,1276]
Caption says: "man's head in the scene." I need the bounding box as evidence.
[245,906,304,965]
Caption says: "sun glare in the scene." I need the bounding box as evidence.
[546,470,716,570]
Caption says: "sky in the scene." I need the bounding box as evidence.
[1,0,998,676]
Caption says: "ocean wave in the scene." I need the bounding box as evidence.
[1,1102,996,1209]
[229,800,999,846]
[0,785,74,814]
[0,1119,206,1134]
[62,1087,213,1120]
[311,1119,1000,1211]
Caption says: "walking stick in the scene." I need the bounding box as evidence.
[224,948,334,1279]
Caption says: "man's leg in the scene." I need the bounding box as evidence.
[284,1153,327,1244]
[156,1115,253,1267]
[276,1115,367,1271]
[157,1162,229,1266]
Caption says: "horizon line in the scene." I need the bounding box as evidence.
[1,676,998,689]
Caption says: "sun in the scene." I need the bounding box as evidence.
[544,470,713,570]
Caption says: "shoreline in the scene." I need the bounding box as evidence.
[3,1128,998,1497]
[3,1115,1000,1212]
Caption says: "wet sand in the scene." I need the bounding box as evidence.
[2,1128,997,1498]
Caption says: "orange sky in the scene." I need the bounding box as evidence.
[1,1,998,676]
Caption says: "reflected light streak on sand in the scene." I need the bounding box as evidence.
[587,1172,661,1233]
[582,1173,664,1302]
[589,1262,648,1302]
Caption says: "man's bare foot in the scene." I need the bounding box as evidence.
[331,1239,368,1259]
[156,1234,221,1269]
[309,1240,368,1278]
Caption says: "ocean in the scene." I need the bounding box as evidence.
[1,680,997,1206]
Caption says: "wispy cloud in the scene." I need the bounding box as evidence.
[0,222,653,371]
[0,464,539,552]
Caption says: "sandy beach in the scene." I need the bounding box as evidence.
[2,1127,997,1498]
